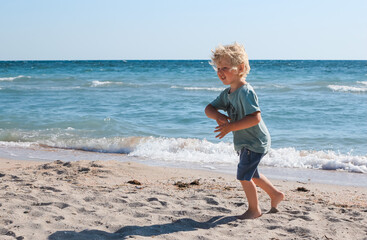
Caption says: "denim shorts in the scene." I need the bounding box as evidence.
[236,148,265,181]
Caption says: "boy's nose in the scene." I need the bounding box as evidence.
[217,71,225,78]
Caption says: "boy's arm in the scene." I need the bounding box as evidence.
[205,104,231,125]
[214,111,261,139]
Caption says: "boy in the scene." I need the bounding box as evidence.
[205,43,284,219]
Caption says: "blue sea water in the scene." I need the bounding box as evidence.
[0,60,367,179]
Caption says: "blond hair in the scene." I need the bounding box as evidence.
[210,42,250,77]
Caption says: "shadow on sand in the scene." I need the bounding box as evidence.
[48,215,237,240]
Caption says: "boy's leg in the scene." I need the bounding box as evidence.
[237,179,262,219]
[252,173,285,210]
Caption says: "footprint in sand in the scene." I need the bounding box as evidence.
[39,186,62,192]
[32,202,53,207]
[30,210,44,217]
[266,225,281,230]
[83,196,96,202]
[0,228,17,238]
[0,219,13,225]
[173,210,189,217]
[209,207,231,213]
[112,197,128,204]
[20,194,39,202]
[53,216,65,221]
[294,215,313,221]
[325,216,341,222]
[128,202,146,208]
[231,202,245,207]
[285,226,312,237]
[53,202,70,209]
[147,197,168,207]
[286,210,302,215]
[134,212,150,218]
[204,197,219,205]
[11,175,23,182]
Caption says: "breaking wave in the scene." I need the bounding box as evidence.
[328,81,367,93]
[90,80,125,87]
[0,75,31,81]
[171,86,225,92]
[1,134,366,173]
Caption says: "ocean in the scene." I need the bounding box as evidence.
[1,60,367,185]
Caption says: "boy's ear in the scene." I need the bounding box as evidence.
[238,63,245,73]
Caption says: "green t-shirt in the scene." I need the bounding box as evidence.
[210,83,271,153]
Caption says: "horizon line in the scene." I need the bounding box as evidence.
[1,59,366,61]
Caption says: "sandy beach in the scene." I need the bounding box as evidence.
[0,158,366,240]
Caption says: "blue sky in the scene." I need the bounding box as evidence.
[1,0,366,60]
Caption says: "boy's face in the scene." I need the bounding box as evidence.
[215,57,241,86]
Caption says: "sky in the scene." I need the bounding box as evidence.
[1,0,366,60]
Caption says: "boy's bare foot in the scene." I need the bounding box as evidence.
[271,191,285,209]
[236,209,262,220]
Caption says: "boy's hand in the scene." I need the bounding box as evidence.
[215,114,231,126]
[214,123,232,139]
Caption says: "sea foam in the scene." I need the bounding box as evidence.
[91,81,124,87]
[1,136,366,173]
[0,75,31,81]
[357,81,367,86]
[129,137,367,173]
[328,83,367,93]
[171,86,225,92]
